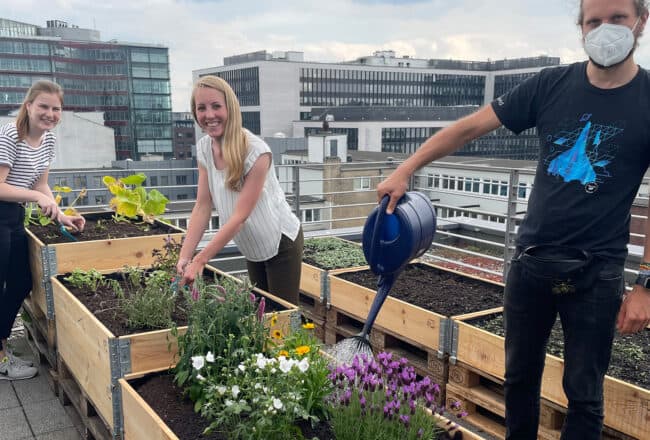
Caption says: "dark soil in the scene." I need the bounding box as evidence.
[336,263,504,317]
[57,271,287,337]
[469,313,650,389]
[27,211,180,244]
[132,372,335,440]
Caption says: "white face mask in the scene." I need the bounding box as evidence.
[583,18,640,67]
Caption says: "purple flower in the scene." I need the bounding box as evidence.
[417,428,424,438]
[359,393,367,409]
[399,414,410,428]
[191,286,200,301]
[257,297,265,321]
[249,292,256,303]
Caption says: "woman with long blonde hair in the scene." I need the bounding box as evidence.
[177,76,303,304]
[0,80,85,380]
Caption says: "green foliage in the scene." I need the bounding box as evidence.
[24,186,87,228]
[116,268,176,330]
[172,276,269,408]
[63,268,108,291]
[103,173,169,224]
[303,237,367,270]
[199,328,332,439]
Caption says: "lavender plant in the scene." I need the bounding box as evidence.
[328,351,464,440]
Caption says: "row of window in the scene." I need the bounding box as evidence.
[0,40,49,56]
[132,65,169,79]
[381,127,441,154]
[137,139,173,153]
[0,57,51,72]
[130,50,168,64]
[426,173,531,200]
[54,60,126,76]
[241,111,261,135]
[304,127,359,150]
[0,74,50,88]
[132,79,171,94]
[136,125,172,139]
[213,67,260,106]
[133,94,171,109]
[494,73,537,99]
[58,78,127,92]
[65,94,129,107]
[135,109,172,124]
[301,68,485,84]
[53,46,125,61]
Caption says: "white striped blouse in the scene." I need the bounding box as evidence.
[0,122,55,189]
[196,129,301,262]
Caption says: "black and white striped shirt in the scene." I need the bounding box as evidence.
[0,122,55,189]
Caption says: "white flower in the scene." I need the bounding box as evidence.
[270,368,277,374]
[231,385,240,398]
[225,399,234,407]
[254,383,262,390]
[216,385,227,395]
[272,397,283,410]
[256,357,267,369]
[205,351,215,362]
[238,364,246,373]
[191,355,205,371]
[196,374,205,381]
[298,358,310,373]
[279,358,293,373]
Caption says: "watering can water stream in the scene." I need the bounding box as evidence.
[337,191,436,361]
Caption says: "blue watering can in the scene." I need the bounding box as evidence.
[340,191,436,359]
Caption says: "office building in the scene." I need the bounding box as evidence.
[194,50,559,159]
[0,18,173,160]
[172,112,196,160]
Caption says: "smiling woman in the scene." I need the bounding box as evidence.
[0,80,85,381]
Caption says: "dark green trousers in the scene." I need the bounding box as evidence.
[246,227,303,305]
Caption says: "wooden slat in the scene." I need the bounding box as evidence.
[329,268,445,352]
[300,262,324,301]
[120,378,178,440]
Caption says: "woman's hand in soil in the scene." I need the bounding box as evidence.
[59,214,85,232]
[179,258,205,287]
[616,286,650,334]
[37,194,59,219]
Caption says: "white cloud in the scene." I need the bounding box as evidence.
[3,0,649,111]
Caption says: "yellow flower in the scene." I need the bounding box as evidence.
[295,345,310,356]
[302,322,315,330]
[272,329,283,339]
[270,313,278,326]
[278,350,289,357]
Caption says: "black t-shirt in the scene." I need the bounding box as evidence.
[492,61,650,262]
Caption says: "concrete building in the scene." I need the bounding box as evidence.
[0,17,173,160]
[193,49,559,159]
[172,112,196,160]
[0,111,115,168]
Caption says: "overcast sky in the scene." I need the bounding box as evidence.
[5,0,650,112]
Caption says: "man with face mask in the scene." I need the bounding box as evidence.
[376,0,650,439]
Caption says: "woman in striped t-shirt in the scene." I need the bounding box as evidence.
[0,81,85,381]
[177,76,303,305]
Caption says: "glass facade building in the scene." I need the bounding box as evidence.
[0,18,172,160]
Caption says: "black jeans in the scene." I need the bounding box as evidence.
[246,227,303,305]
[504,253,624,440]
[0,202,32,351]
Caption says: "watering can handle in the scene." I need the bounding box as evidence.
[368,195,390,269]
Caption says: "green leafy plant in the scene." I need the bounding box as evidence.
[198,327,332,439]
[303,237,367,270]
[172,276,269,408]
[24,186,87,227]
[63,268,108,291]
[102,173,169,224]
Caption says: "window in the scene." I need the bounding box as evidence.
[518,183,528,199]
[211,217,220,230]
[161,176,169,186]
[176,175,187,185]
[176,194,188,200]
[149,176,158,186]
[302,208,321,223]
[354,177,371,190]
[178,219,187,229]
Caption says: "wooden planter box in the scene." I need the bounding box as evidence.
[27,211,185,321]
[327,261,504,357]
[300,237,366,307]
[52,265,299,436]
[118,372,485,440]
[452,310,650,439]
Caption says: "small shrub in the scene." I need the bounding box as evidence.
[63,268,107,291]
